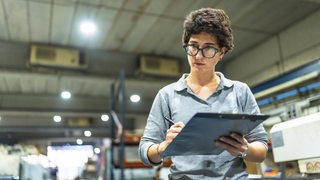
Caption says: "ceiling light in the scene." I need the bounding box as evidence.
[130,94,140,103]
[76,139,83,145]
[94,147,100,154]
[101,114,109,122]
[80,21,97,35]
[84,130,92,137]
[53,115,62,122]
[61,91,71,99]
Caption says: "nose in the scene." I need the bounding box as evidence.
[195,49,204,59]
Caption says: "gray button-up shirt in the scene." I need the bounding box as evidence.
[139,73,268,180]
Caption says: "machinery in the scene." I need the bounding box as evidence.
[270,112,320,175]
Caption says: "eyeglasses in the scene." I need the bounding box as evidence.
[183,44,219,58]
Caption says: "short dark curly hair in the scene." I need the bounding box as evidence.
[182,8,234,53]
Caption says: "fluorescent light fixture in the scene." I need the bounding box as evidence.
[61,91,71,99]
[80,21,97,35]
[101,114,109,122]
[94,148,100,154]
[76,139,83,145]
[53,115,62,122]
[130,94,140,103]
[84,130,92,137]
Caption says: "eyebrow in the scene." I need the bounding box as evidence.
[188,41,218,46]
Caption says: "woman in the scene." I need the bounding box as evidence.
[139,8,268,179]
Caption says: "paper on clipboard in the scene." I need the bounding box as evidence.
[161,113,269,157]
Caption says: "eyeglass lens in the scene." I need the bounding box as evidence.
[185,45,218,58]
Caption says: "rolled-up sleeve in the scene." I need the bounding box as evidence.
[240,83,268,149]
[138,89,170,165]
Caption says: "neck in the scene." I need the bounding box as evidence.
[187,71,219,86]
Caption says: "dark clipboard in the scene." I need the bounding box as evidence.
[161,113,269,157]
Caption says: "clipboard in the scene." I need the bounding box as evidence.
[161,113,269,157]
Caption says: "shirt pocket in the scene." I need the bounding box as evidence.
[211,92,239,113]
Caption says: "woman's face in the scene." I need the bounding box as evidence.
[186,32,225,74]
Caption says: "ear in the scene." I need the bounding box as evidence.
[219,47,227,59]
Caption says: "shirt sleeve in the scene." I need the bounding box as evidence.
[138,89,171,165]
[238,83,268,149]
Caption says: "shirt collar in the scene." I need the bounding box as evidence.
[174,72,234,92]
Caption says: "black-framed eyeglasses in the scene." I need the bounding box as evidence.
[183,44,219,58]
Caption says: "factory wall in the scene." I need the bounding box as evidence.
[225,9,320,87]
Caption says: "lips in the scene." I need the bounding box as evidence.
[194,62,205,66]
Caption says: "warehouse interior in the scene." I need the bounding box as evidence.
[0,0,320,179]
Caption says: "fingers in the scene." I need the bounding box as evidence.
[167,121,185,133]
[215,132,248,157]
[165,121,185,142]
[215,140,240,157]
[172,121,185,128]
[158,122,185,155]
[217,133,244,147]
[218,136,241,147]
[229,132,246,144]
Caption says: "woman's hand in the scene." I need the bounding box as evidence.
[147,121,185,164]
[215,132,267,162]
[158,121,185,154]
[215,132,248,157]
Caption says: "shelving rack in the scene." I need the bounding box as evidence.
[109,70,126,180]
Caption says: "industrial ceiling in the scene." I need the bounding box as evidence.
[0,0,319,143]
